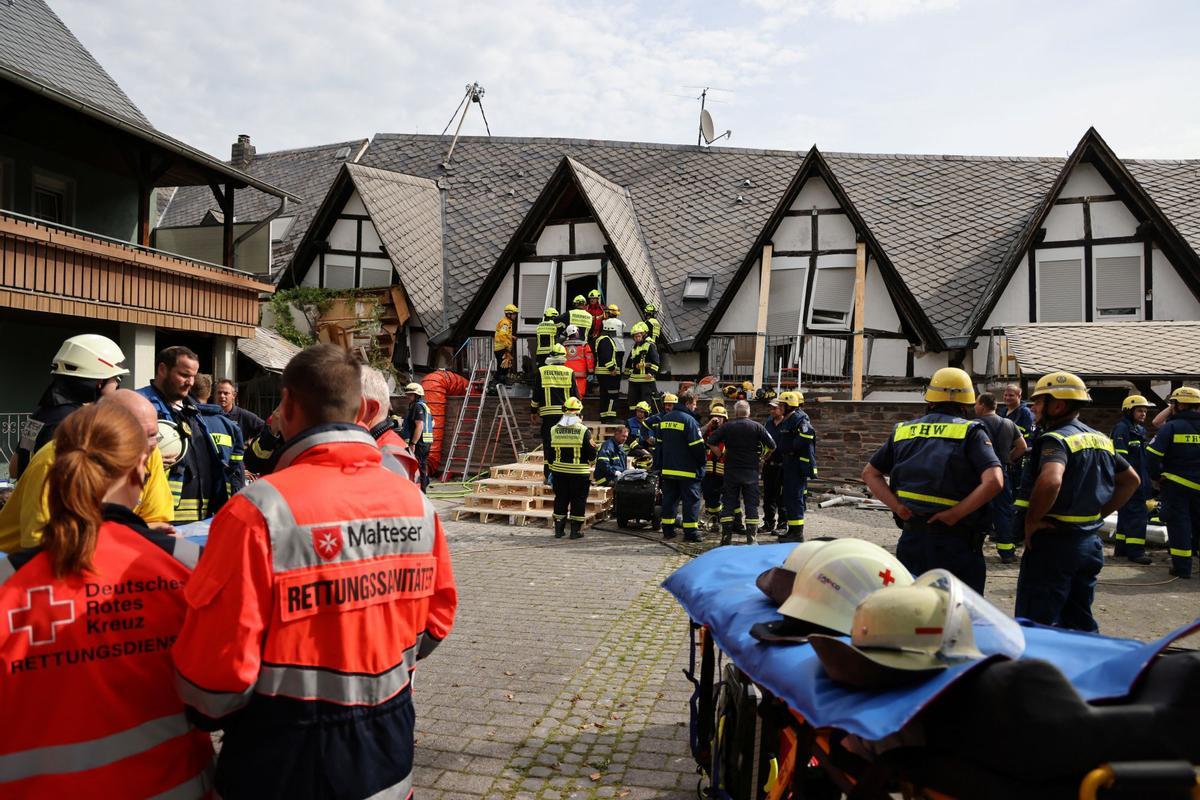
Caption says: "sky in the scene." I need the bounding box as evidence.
[55,0,1200,161]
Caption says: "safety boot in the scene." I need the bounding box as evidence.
[1127,553,1152,565]
[569,523,584,540]
[719,530,733,547]
[554,518,567,538]
[744,531,757,545]
[999,550,1017,565]
[662,526,677,540]
[683,530,702,543]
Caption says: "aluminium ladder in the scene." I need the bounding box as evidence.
[479,384,527,468]
[440,338,494,481]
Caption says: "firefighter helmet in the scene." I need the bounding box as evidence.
[544,307,559,319]
[1168,386,1200,405]
[156,419,188,468]
[565,325,581,339]
[925,367,976,405]
[51,334,129,380]
[1121,395,1155,411]
[503,304,519,314]
[631,322,649,336]
[644,303,657,314]
[573,294,587,305]
[723,384,739,399]
[588,289,602,299]
[563,397,583,413]
[756,541,830,606]
[607,304,620,314]
[710,404,728,419]
[404,382,425,397]
[634,401,651,414]
[1030,372,1091,403]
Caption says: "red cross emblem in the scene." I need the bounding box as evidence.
[311,525,344,561]
[9,586,76,646]
[879,569,896,586]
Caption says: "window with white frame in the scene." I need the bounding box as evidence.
[322,254,355,290]
[1094,255,1141,319]
[359,258,393,289]
[32,170,74,225]
[270,216,296,241]
[807,266,855,328]
[1038,257,1083,322]
[766,267,806,336]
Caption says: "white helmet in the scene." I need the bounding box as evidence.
[52,334,129,380]
[565,324,581,339]
[404,382,425,397]
[757,540,829,606]
[602,318,622,333]
[156,419,188,468]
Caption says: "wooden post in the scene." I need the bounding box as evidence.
[850,241,867,400]
[222,184,235,268]
[752,244,773,388]
[136,181,151,247]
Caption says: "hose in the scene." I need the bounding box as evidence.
[426,471,487,500]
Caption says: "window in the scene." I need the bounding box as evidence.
[32,171,74,225]
[766,267,806,336]
[360,259,393,289]
[270,216,295,241]
[519,272,550,325]
[808,266,855,328]
[1038,258,1083,322]
[683,275,713,301]
[1095,256,1141,318]
[322,254,355,289]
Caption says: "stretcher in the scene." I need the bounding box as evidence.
[664,544,1200,800]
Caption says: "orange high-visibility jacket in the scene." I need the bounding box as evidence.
[374,423,422,485]
[565,341,594,398]
[173,425,457,799]
[0,506,212,799]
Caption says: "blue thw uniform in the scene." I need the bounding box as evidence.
[868,410,1000,593]
[625,415,655,465]
[1014,420,1127,630]
[761,416,785,531]
[658,409,707,541]
[1146,409,1200,578]
[593,435,628,486]
[138,384,229,523]
[401,396,435,491]
[778,409,817,539]
[1111,415,1152,561]
[998,403,1035,442]
[198,402,246,496]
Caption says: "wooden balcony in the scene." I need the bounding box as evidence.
[0,211,273,338]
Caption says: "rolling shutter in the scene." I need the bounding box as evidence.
[1095,256,1141,317]
[766,267,806,336]
[809,266,855,326]
[519,272,550,324]
[1038,258,1083,322]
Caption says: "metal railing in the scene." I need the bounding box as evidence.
[0,412,31,479]
[709,333,871,387]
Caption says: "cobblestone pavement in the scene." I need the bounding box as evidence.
[414,500,699,800]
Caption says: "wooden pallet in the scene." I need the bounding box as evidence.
[463,494,535,511]
[453,506,610,528]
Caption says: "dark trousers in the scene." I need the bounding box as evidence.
[540,416,557,479]
[598,375,621,420]
[615,351,625,370]
[1161,481,1200,577]
[721,471,760,533]
[413,442,430,492]
[552,472,590,532]
[992,471,1017,555]
[661,476,702,538]
[627,381,656,414]
[1114,496,1149,560]
[896,517,986,594]
[761,462,783,528]
[781,461,807,533]
[1015,529,1104,631]
[701,472,723,515]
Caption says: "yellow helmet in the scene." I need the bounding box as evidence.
[1030,371,1091,403]
[544,307,559,319]
[710,405,728,418]
[631,322,649,336]
[925,367,976,405]
[662,393,679,404]
[634,401,652,414]
[742,380,754,392]
[1121,395,1155,412]
[504,304,519,314]
[1169,386,1200,405]
[563,397,583,413]
[722,384,739,398]
[607,304,620,314]
[780,390,804,408]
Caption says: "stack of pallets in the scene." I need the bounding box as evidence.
[453,422,624,528]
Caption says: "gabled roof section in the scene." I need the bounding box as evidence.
[964,128,1200,337]
[565,158,678,343]
[1004,322,1200,379]
[344,164,446,335]
[159,139,368,277]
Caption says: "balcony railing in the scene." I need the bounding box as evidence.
[0,210,272,337]
[0,411,30,479]
[709,332,874,387]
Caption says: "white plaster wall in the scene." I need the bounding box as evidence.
[983,250,1030,328]
[773,216,811,251]
[665,351,700,377]
[410,330,429,367]
[477,269,517,332]
[716,260,760,333]
[602,267,638,353]
[361,219,383,251]
[912,350,949,378]
[792,177,838,210]
[1042,204,1084,241]
[1060,163,1114,198]
[864,259,903,331]
[343,191,368,215]
[1089,200,1138,238]
[865,389,924,401]
[817,213,856,249]
[574,222,606,254]
[328,218,358,250]
[536,224,571,256]
[1152,247,1200,320]
[868,338,909,377]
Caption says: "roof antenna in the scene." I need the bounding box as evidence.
[441,82,491,168]
[696,88,732,148]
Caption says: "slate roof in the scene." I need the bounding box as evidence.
[238,326,301,373]
[1125,159,1200,261]
[1004,322,1200,377]
[159,140,367,276]
[0,0,151,129]
[344,164,446,334]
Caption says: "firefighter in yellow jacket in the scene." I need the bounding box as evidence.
[549,396,597,539]
[494,303,518,386]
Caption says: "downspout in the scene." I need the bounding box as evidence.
[234,195,289,273]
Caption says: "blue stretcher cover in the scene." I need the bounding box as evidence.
[177,518,211,546]
[663,543,1199,742]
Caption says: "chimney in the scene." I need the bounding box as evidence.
[231,134,255,168]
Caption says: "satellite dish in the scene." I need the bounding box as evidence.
[700,109,716,144]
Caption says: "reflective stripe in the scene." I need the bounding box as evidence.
[1170,548,1193,558]
[175,671,255,718]
[1146,446,1166,456]
[1045,430,1114,454]
[682,521,699,529]
[996,543,1015,551]
[568,515,586,522]
[788,519,805,527]
[275,428,378,471]
[744,518,761,525]
[719,516,735,523]
[660,421,686,431]
[662,469,697,479]
[550,463,591,475]
[689,439,705,446]
[896,489,958,507]
[0,713,194,782]
[1014,499,1030,508]
[210,433,233,447]
[257,645,418,706]
[1172,433,1200,444]
[1124,537,1146,546]
[148,768,215,800]
[893,421,969,442]
[1115,449,1129,455]
[230,454,244,461]
[364,772,414,800]
[1163,472,1200,492]
[170,538,202,570]
[797,431,814,440]
[1046,512,1101,523]
[1113,533,1127,541]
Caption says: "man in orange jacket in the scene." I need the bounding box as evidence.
[564,324,595,398]
[173,345,458,799]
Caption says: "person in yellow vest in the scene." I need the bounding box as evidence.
[534,308,562,366]
[532,344,579,482]
[0,389,173,552]
[549,396,596,539]
[624,322,660,415]
[494,303,519,387]
[568,295,593,334]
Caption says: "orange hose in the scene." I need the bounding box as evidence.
[420,370,468,472]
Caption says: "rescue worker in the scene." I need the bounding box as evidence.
[494,303,519,386]
[861,367,1004,594]
[646,392,677,470]
[535,308,562,366]
[568,294,593,333]
[531,344,578,481]
[585,289,606,343]
[642,302,662,344]
[549,396,597,539]
[138,346,229,523]
[605,305,626,369]
[760,399,787,535]
[0,402,210,797]
[778,391,817,543]
[193,372,246,496]
[401,381,435,491]
[624,322,659,414]
[563,324,594,398]
[701,405,729,532]
[1112,395,1155,565]
[707,400,775,545]
[0,390,175,553]
[974,391,1027,564]
[215,378,265,442]
[626,401,656,464]
[14,333,128,479]
[594,321,621,422]
[999,383,1036,441]
[1015,372,1139,629]
[174,344,457,799]
[244,404,283,476]
[360,366,422,483]
[593,426,629,486]
[1146,386,1200,579]
[657,392,707,542]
